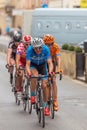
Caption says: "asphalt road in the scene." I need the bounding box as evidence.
[0,52,87,130]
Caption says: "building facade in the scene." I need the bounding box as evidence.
[0,0,82,34]
[0,0,42,33]
[0,0,6,33]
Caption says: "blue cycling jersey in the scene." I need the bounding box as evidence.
[26,45,51,65]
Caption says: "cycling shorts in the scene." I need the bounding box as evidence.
[30,62,48,80]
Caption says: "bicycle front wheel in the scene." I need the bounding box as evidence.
[50,100,54,119]
[41,107,45,128]
[27,81,32,114]
[40,89,45,128]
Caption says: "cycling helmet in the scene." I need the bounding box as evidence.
[43,34,55,44]
[31,37,44,48]
[13,31,22,42]
[23,35,32,43]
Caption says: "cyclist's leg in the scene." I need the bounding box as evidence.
[52,76,59,110]
[9,54,16,69]
[52,61,59,111]
[38,63,50,116]
[30,67,38,103]
[42,79,50,116]
[16,63,24,92]
[42,79,49,102]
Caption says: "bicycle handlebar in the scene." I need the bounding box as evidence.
[26,71,62,80]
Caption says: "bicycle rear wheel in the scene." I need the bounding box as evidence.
[50,85,55,119]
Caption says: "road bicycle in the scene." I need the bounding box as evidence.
[27,72,63,127]
[47,71,62,119]
[24,74,46,127]
[34,74,48,128]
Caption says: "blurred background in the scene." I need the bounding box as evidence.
[0,0,86,35]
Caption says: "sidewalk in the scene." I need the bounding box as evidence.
[0,35,11,45]
[0,35,11,53]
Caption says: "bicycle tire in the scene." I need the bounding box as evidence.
[60,73,62,80]
[10,73,13,85]
[36,86,41,123]
[36,103,39,115]
[12,74,16,94]
[50,100,54,119]
[48,79,55,119]
[28,100,32,114]
[23,100,27,111]
[41,108,45,128]
[22,79,27,111]
[39,88,45,128]
[17,99,20,105]
[38,109,41,123]
[35,87,40,115]
[27,81,32,114]
[15,95,17,104]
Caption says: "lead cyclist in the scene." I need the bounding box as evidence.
[26,37,53,116]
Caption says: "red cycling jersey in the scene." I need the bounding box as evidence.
[16,43,26,67]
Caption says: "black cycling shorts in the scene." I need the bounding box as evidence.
[30,62,48,75]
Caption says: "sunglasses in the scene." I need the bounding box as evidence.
[34,46,42,50]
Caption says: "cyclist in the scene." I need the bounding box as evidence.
[43,34,61,111]
[26,37,53,116]
[6,31,22,84]
[16,35,32,93]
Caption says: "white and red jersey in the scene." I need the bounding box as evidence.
[16,42,26,67]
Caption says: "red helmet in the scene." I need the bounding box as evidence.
[23,35,32,43]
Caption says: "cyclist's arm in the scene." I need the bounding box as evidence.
[47,59,53,73]
[26,46,32,75]
[56,55,61,71]
[7,48,12,65]
[55,44,61,71]
[26,60,31,75]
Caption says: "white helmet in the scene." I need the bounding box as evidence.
[31,37,44,48]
